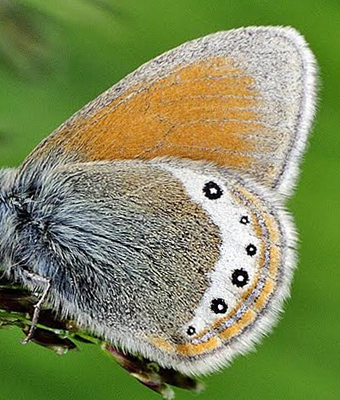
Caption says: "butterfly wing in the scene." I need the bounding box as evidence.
[22,26,317,195]
[147,160,296,375]
[37,159,295,375]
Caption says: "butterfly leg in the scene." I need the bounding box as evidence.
[21,274,51,345]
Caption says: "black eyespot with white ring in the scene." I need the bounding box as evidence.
[203,181,223,200]
[211,298,228,314]
[246,244,257,256]
[231,268,249,288]
[187,326,196,336]
[240,215,250,225]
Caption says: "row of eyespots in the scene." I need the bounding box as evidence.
[186,268,250,336]
[187,181,257,337]
[203,182,257,254]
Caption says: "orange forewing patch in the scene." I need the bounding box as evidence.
[29,56,282,179]
[77,58,262,164]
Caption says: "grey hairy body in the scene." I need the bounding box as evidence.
[0,160,220,345]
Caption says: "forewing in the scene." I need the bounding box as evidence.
[23,26,317,195]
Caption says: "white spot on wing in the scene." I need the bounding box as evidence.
[161,165,259,335]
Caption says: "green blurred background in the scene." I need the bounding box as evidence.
[0,0,339,399]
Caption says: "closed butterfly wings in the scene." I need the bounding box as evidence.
[18,27,317,375]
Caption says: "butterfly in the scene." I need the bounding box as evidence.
[0,26,317,377]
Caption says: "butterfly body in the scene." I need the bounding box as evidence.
[0,26,317,376]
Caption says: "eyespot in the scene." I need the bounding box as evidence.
[231,268,249,288]
[240,216,250,225]
[246,244,257,256]
[211,298,228,314]
[203,181,223,200]
[187,326,196,336]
